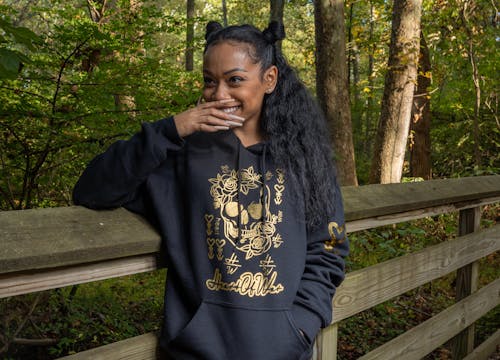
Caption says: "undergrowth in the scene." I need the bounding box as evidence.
[0,205,498,359]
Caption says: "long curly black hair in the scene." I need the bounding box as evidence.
[205,21,338,230]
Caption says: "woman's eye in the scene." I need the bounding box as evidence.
[203,77,215,87]
[229,76,243,84]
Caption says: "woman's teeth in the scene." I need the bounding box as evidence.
[223,106,239,113]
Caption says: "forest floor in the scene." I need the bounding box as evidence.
[0,205,498,359]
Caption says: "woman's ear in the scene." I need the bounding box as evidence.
[264,65,278,93]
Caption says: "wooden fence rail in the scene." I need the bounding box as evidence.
[1,175,499,359]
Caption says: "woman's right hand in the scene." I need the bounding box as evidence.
[173,98,245,138]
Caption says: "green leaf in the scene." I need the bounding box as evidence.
[0,48,21,76]
[10,26,41,50]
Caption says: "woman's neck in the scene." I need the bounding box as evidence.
[232,120,264,147]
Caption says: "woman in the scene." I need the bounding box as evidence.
[73,21,349,360]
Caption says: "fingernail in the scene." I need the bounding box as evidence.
[220,99,234,103]
[228,114,245,122]
[214,126,230,130]
[225,121,243,127]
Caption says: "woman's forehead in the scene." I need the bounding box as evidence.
[203,42,259,71]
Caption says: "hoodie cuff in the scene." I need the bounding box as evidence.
[291,303,322,344]
[158,117,184,149]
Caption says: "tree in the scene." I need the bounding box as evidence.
[458,0,482,167]
[409,32,431,179]
[369,0,422,184]
[314,0,358,186]
[270,0,285,51]
[186,0,195,71]
[222,0,228,26]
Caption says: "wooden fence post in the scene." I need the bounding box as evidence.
[451,207,481,359]
[314,323,338,360]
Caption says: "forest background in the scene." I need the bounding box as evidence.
[0,0,498,359]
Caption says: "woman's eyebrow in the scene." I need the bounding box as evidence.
[223,68,248,75]
[203,68,248,76]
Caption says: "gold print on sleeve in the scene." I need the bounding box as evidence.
[325,221,346,252]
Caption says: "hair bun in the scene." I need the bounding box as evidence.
[262,21,286,44]
[205,21,223,40]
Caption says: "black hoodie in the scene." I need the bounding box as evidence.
[73,117,349,360]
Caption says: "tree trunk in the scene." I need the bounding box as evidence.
[369,0,422,184]
[270,0,285,52]
[186,0,195,72]
[222,0,228,26]
[347,2,361,139]
[409,32,431,180]
[364,1,375,156]
[459,0,481,167]
[314,0,358,186]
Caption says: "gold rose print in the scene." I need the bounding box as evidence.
[205,165,286,297]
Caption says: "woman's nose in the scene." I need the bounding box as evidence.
[212,84,230,101]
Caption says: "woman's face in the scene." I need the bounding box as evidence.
[202,42,277,128]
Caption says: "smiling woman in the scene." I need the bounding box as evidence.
[73,21,349,360]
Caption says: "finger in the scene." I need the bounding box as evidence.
[204,107,245,123]
[204,115,243,128]
[201,98,236,109]
[200,123,229,133]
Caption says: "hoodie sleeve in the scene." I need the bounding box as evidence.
[291,178,349,343]
[72,117,184,213]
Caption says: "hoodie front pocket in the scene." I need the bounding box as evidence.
[166,301,311,360]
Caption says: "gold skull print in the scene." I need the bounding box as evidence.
[204,165,286,297]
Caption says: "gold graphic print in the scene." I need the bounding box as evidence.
[205,214,214,235]
[259,254,276,276]
[225,253,241,274]
[274,169,285,205]
[216,239,226,260]
[205,165,285,297]
[325,221,346,252]
[207,238,216,259]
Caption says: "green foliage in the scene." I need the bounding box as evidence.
[340,206,499,359]
[0,1,201,210]
[0,1,498,358]
[0,13,41,79]
[0,270,166,358]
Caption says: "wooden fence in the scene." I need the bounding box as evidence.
[1,175,499,359]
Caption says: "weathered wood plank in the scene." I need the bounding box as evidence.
[1,176,499,275]
[346,196,499,232]
[0,207,161,274]
[332,225,500,322]
[0,255,160,298]
[359,278,500,360]
[451,207,481,358]
[313,323,338,360]
[57,332,158,360]
[463,329,500,360]
[342,175,500,221]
